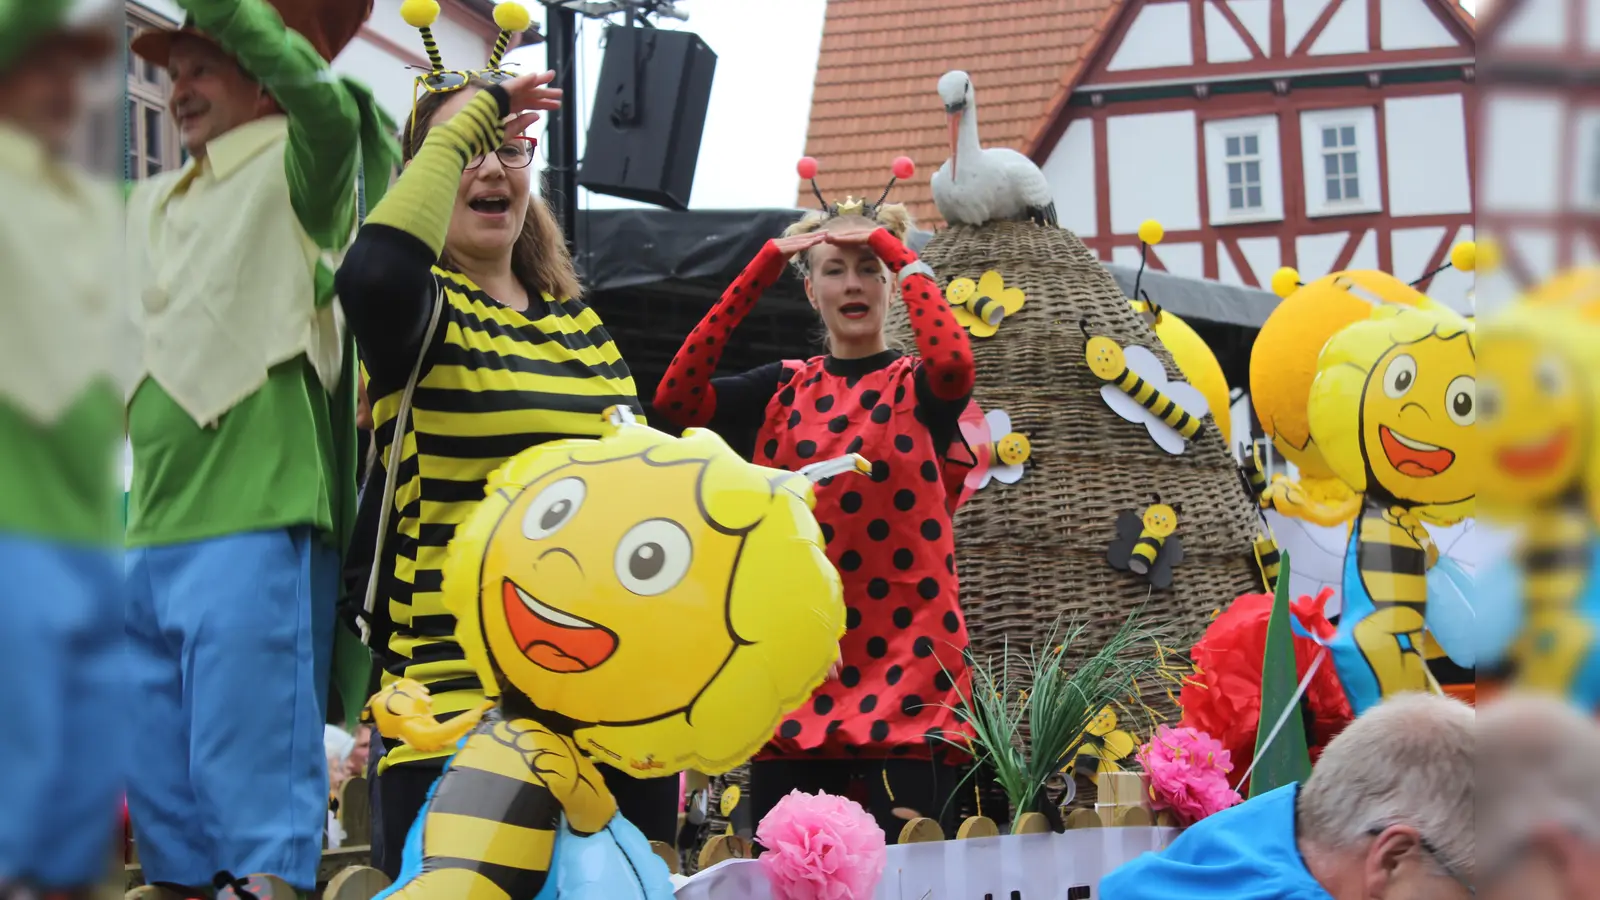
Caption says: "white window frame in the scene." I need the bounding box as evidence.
[1300,107,1382,217]
[1203,115,1284,226]
[1225,132,1265,213]
[1568,107,1600,212]
[124,6,183,182]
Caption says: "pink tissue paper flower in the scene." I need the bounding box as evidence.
[757,790,887,900]
[1135,724,1243,827]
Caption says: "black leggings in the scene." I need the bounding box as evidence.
[748,758,968,842]
[368,754,682,880]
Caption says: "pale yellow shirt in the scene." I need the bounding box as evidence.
[0,124,128,425]
[126,115,345,427]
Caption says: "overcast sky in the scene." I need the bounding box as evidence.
[504,0,827,211]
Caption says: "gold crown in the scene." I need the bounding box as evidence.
[834,196,866,217]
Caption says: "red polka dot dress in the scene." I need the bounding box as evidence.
[654,227,976,761]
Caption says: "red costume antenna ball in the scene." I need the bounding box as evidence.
[892,156,915,180]
[797,157,819,180]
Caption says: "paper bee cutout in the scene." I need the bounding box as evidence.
[1082,320,1210,455]
[946,271,1026,338]
[1107,498,1186,590]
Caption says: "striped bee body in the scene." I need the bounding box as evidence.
[1107,502,1185,590]
[1084,330,1210,455]
[1110,365,1203,441]
[1130,533,1163,574]
[1512,507,1596,693]
[970,293,1005,326]
[1344,504,1431,699]
[385,716,622,900]
[1253,534,1282,593]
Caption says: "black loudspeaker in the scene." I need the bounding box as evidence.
[579,25,717,210]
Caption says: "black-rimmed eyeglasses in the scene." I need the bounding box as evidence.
[467,136,537,171]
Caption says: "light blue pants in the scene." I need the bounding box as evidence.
[125,528,337,891]
[0,536,123,888]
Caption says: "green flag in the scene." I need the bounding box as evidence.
[1248,549,1312,798]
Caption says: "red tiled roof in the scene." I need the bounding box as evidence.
[799,0,1119,226]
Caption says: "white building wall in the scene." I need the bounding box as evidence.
[1204,2,1253,64]
[1106,111,1200,233]
[1385,95,1472,216]
[1379,0,1457,50]
[1310,0,1368,55]
[1041,119,1098,237]
[1107,2,1192,71]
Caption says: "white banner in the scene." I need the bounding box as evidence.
[672,827,1177,900]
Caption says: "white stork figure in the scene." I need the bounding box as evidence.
[931,70,1057,228]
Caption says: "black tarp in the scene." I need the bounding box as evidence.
[575,207,1281,327]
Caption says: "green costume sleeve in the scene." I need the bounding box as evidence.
[177,0,359,250]
[364,86,508,257]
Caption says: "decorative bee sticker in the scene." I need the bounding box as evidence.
[946,271,1026,338]
[1082,320,1210,455]
[1070,706,1138,778]
[950,402,1031,510]
[1107,498,1186,590]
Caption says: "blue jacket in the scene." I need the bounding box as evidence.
[1099,785,1334,900]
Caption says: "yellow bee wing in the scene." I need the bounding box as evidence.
[1102,729,1137,761]
[1086,706,1118,737]
[976,270,1007,298]
[998,285,1026,315]
[953,305,999,338]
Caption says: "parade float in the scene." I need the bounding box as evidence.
[154,62,1497,900]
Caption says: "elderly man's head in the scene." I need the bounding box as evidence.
[1479,694,1600,900]
[1296,692,1474,899]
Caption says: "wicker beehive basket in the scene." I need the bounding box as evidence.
[888,221,1262,722]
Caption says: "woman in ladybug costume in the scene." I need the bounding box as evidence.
[654,158,975,835]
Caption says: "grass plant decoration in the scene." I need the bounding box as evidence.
[942,614,1165,832]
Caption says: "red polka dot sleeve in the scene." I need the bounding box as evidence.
[653,239,789,428]
[867,228,975,402]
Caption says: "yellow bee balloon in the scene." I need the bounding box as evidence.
[1306,304,1476,713]
[1254,269,1443,482]
[1477,269,1600,521]
[1475,271,1600,707]
[443,415,848,777]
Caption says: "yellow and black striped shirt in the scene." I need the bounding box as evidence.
[368,268,643,770]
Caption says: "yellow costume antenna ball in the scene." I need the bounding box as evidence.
[1271,267,1301,300]
[494,1,533,31]
[488,2,532,70]
[1449,241,1476,274]
[1138,219,1165,246]
[400,0,440,28]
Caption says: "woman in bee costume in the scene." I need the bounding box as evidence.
[654,158,977,836]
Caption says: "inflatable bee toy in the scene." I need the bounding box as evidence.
[368,408,856,900]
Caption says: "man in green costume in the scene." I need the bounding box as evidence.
[123,0,399,892]
[0,2,126,897]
